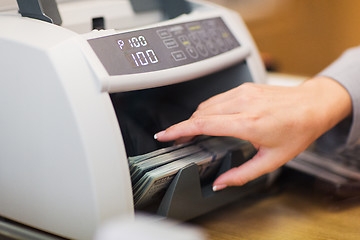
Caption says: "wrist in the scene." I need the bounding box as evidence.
[300,76,352,135]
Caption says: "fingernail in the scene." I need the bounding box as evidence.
[212,184,227,192]
[154,130,166,140]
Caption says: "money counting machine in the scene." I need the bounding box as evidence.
[0,0,271,239]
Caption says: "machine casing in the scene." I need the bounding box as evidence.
[0,0,266,239]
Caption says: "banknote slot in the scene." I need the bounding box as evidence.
[110,62,252,157]
[109,62,258,219]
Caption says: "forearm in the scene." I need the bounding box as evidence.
[318,46,360,147]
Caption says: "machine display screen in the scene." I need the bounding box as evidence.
[88,17,240,76]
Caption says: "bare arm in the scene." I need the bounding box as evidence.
[155,76,352,191]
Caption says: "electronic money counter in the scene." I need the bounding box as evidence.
[0,0,271,239]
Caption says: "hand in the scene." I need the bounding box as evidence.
[155,76,352,190]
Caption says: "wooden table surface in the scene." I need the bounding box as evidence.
[191,170,360,240]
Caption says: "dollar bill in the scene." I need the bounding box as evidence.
[131,145,204,184]
[128,135,211,168]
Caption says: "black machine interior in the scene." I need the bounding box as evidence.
[110,61,253,157]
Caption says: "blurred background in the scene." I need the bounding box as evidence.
[209,0,360,76]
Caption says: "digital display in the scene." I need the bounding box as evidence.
[117,36,159,68]
[88,17,240,76]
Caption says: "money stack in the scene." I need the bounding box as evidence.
[128,136,255,208]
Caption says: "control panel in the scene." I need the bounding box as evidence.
[88,17,240,76]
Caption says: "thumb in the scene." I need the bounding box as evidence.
[212,148,283,191]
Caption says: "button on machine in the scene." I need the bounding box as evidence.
[196,44,209,57]
[157,29,172,39]
[171,50,187,61]
[186,46,199,58]
[163,38,179,49]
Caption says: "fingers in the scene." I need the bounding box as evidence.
[196,84,243,110]
[155,83,265,143]
[193,83,272,118]
[154,114,254,142]
[192,98,241,117]
[213,148,284,190]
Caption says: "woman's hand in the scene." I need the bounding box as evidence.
[155,76,352,191]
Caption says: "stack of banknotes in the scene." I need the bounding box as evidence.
[128,136,254,208]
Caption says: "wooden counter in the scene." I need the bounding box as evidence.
[191,170,360,240]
